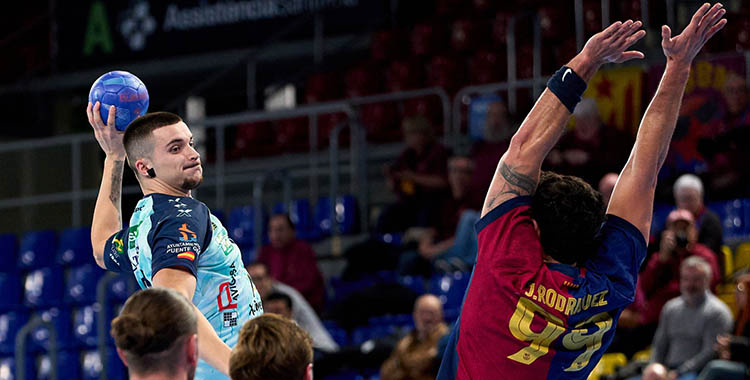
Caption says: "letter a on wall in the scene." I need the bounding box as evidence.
[84,1,114,56]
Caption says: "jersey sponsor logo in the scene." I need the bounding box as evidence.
[178,224,197,242]
[128,221,142,249]
[216,231,235,256]
[166,241,200,255]
[112,237,125,255]
[217,263,240,311]
[223,311,238,327]
[177,251,196,261]
[169,198,188,208]
[176,209,193,217]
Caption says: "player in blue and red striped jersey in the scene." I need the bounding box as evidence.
[437,3,727,379]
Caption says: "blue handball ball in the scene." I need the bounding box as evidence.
[88,71,149,131]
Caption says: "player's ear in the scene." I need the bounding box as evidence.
[115,347,129,368]
[531,219,540,237]
[185,334,198,366]
[304,363,313,380]
[135,158,152,178]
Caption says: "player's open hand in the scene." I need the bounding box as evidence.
[87,101,126,159]
[582,19,646,65]
[662,3,727,65]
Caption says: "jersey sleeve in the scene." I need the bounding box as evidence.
[149,205,211,278]
[475,196,543,273]
[103,229,131,273]
[584,214,647,303]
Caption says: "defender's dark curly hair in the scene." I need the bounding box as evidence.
[531,172,606,265]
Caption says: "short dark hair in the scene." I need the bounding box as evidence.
[531,172,605,265]
[265,292,293,310]
[110,287,197,376]
[123,112,183,171]
[229,314,313,380]
[271,213,296,231]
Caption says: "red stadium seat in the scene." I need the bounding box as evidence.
[386,59,425,92]
[472,0,496,13]
[345,64,382,98]
[275,117,309,152]
[451,19,488,54]
[317,112,350,148]
[230,121,277,159]
[619,0,642,21]
[427,55,466,95]
[402,96,443,132]
[436,0,465,18]
[584,0,602,35]
[305,72,341,103]
[370,30,405,62]
[492,11,514,47]
[538,5,570,41]
[470,49,507,84]
[410,23,447,57]
[360,102,400,143]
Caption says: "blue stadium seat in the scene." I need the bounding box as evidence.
[315,195,358,236]
[323,371,364,380]
[708,199,746,243]
[0,274,21,312]
[650,203,674,238]
[328,326,348,347]
[107,273,137,303]
[377,233,402,246]
[18,230,57,270]
[0,234,17,273]
[72,304,99,348]
[24,267,64,308]
[30,307,73,352]
[82,348,126,380]
[0,311,29,355]
[274,199,318,241]
[429,272,470,310]
[65,264,106,305]
[398,275,425,295]
[350,326,373,346]
[55,226,92,267]
[36,349,81,380]
[328,277,375,304]
[228,205,266,249]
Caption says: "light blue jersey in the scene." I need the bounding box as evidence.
[104,193,263,379]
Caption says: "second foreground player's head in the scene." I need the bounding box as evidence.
[230,313,313,380]
[110,287,199,380]
[532,171,606,265]
[123,112,203,193]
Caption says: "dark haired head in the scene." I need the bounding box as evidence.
[122,112,183,174]
[265,292,293,310]
[110,287,197,377]
[531,172,605,265]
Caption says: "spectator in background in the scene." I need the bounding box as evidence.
[599,172,619,205]
[264,292,294,318]
[230,313,314,380]
[470,99,516,196]
[634,256,733,380]
[110,288,198,380]
[673,174,723,259]
[247,262,338,353]
[545,97,633,186]
[610,209,721,358]
[378,116,451,233]
[698,269,750,380]
[380,294,449,380]
[399,156,482,275]
[257,214,326,313]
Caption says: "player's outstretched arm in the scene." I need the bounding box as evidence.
[607,3,726,240]
[482,20,645,217]
[153,268,233,376]
[88,102,126,269]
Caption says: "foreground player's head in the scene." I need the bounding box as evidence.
[111,287,198,380]
[532,172,606,265]
[230,313,313,380]
[123,112,203,194]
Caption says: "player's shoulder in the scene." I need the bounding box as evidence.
[149,194,209,220]
[476,195,532,233]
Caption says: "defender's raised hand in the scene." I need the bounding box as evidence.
[581,20,646,65]
[662,3,727,65]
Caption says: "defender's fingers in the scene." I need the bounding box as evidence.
[609,20,634,41]
[618,29,646,49]
[661,25,672,43]
[701,7,726,35]
[617,50,645,63]
[599,21,624,39]
[705,18,727,40]
[690,3,712,25]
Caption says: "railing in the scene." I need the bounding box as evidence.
[15,317,58,380]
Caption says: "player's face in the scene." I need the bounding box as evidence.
[150,123,203,191]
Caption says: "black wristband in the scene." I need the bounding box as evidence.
[546,66,587,113]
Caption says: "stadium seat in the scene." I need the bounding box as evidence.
[314,195,358,236]
[107,273,137,303]
[82,348,126,380]
[344,64,382,98]
[65,264,106,305]
[385,59,424,92]
[708,199,746,244]
[451,19,485,53]
[228,205,266,250]
[410,23,447,57]
[361,102,400,143]
[427,55,465,95]
[444,308,460,324]
[273,199,317,241]
[402,96,443,129]
[651,203,674,239]
[398,275,426,296]
[0,355,34,380]
[588,353,627,380]
[583,0,603,35]
[491,11,514,47]
[30,307,73,352]
[24,267,64,308]
[0,311,29,354]
[317,112,350,148]
[370,29,405,62]
[36,349,81,380]
[0,273,21,312]
[735,242,750,271]
[470,49,507,85]
[0,234,17,273]
[55,226,92,267]
[538,5,570,41]
[72,304,99,348]
[377,233,402,247]
[429,272,470,310]
[229,121,278,159]
[721,245,734,280]
[305,72,341,103]
[17,230,57,270]
[274,117,309,153]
